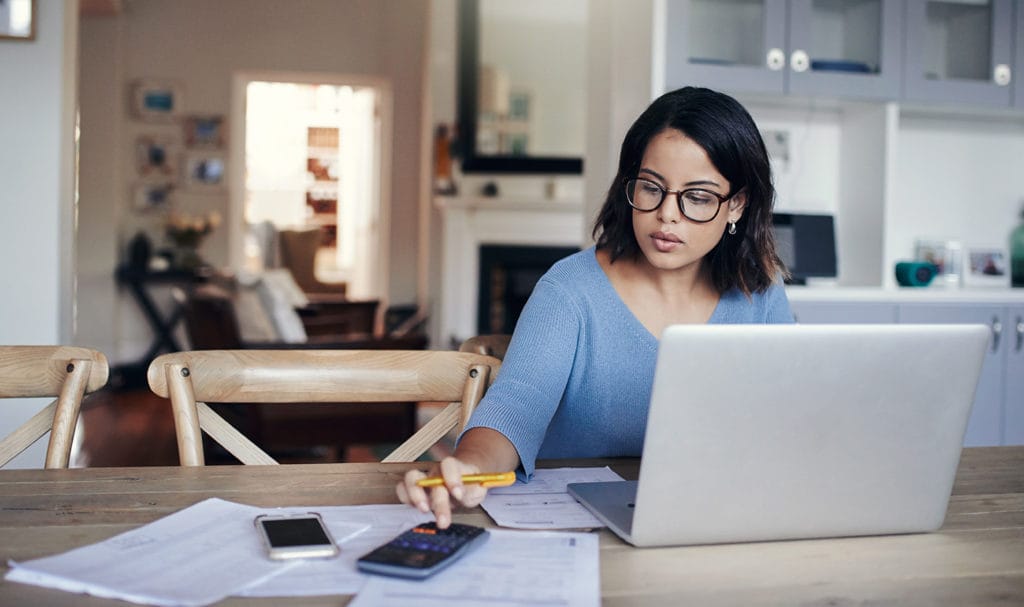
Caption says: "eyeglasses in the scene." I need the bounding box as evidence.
[623,178,731,223]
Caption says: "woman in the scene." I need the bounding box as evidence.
[398,87,793,528]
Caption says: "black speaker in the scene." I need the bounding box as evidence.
[895,262,938,287]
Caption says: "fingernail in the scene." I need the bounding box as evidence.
[417,500,429,512]
[438,514,449,528]
[451,486,464,500]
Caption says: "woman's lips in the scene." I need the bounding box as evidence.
[651,231,682,252]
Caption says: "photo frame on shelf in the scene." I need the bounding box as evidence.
[130,80,183,122]
[132,181,175,213]
[914,239,963,288]
[183,114,225,149]
[964,247,1010,288]
[183,151,226,191]
[135,136,179,177]
[0,0,35,41]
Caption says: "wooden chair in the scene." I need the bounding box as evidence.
[459,334,511,360]
[146,350,501,465]
[0,346,109,468]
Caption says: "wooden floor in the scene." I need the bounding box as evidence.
[74,389,452,467]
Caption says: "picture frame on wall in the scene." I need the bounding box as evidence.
[183,151,226,191]
[136,136,179,177]
[0,0,35,41]
[183,115,226,149]
[132,181,175,213]
[964,247,1010,288]
[131,80,183,122]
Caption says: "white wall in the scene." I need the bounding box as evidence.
[890,111,1024,285]
[77,0,428,364]
[0,0,79,468]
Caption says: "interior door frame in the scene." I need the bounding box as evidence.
[230,70,392,300]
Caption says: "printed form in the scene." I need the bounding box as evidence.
[481,466,624,529]
[349,528,600,607]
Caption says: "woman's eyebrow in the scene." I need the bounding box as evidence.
[638,168,723,189]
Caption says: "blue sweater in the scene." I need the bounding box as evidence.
[461,246,794,477]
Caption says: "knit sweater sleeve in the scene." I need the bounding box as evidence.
[459,275,582,476]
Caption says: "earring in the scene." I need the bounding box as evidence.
[728,221,737,235]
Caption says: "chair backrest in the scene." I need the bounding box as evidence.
[0,346,109,468]
[459,334,511,360]
[146,349,502,465]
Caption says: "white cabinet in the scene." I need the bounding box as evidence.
[902,0,1017,108]
[1002,306,1024,443]
[790,300,897,323]
[664,0,903,100]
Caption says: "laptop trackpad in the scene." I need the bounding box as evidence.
[567,480,638,540]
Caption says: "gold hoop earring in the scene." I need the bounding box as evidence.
[728,222,737,235]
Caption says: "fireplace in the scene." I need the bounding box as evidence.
[477,245,579,334]
[435,195,584,347]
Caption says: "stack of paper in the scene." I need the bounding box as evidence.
[481,466,624,529]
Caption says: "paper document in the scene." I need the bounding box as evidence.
[349,528,600,607]
[481,466,625,529]
[5,498,291,607]
[237,504,432,597]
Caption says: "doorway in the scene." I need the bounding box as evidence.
[231,72,390,300]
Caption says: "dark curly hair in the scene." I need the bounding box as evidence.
[592,86,787,295]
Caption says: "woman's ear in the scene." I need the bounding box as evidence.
[727,191,747,223]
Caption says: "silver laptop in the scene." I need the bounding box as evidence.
[568,324,989,547]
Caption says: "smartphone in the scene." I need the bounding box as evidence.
[254,512,340,560]
[356,522,488,579]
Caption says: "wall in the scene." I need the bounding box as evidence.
[77,0,427,363]
[0,0,79,468]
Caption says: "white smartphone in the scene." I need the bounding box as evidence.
[254,512,340,560]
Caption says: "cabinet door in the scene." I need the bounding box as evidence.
[789,301,898,324]
[903,0,1014,107]
[786,0,903,100]
[1004,306,1024,444]
[898,303,1004,446]
[664,0,787,95]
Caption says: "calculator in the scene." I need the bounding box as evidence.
[356,522,489,579]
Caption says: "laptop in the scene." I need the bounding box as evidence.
[567,324,989,547]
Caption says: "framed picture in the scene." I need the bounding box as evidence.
[914,239,963,288]
[183,152,226,190]
[184,115,225,149]
[136,136,179,177]
[132,181,175,213]
[0,0,35,41]
[964,247,1010,288]
[130,80,183,122]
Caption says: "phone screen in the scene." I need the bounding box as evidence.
[255,514,339,559]
[261,517,332,547]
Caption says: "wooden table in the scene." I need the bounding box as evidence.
[1,447,1022,606]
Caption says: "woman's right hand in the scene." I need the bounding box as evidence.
[396,456,491,529]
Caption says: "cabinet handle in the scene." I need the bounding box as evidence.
[993,64,1011,86]
[766,48,785,71]
[991,316,1002,353]
[790,50,809,73]
[1016,316,1023,353]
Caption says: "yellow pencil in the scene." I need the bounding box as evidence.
[416,471,516,488]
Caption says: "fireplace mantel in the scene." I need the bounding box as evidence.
[435,196,585,347]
